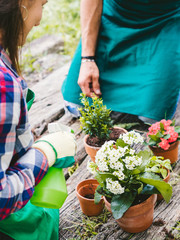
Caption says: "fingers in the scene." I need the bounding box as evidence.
[92,73,101,96]
[78,62,101,98]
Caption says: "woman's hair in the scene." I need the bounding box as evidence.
[0,0,24,73]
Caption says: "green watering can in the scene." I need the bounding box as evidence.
[30,167,68,209]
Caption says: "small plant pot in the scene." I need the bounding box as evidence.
[149,141,179,164]
[84,127,127,162]
[157,169,170,201]
[103,194,157,233]
[76,179,104,216]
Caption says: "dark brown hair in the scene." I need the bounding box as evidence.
[0,0,24,73]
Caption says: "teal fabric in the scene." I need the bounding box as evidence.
[53,156,75,168]
[0,201,59,240]
[26,88,35,111]
[62,0,180,121]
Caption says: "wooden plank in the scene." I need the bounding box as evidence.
[28,62,70,131]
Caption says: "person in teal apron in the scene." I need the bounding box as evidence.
[62,0,180,123]
[0,1,76,239]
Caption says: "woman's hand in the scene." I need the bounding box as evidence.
[78,61,101,97]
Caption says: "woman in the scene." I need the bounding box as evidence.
[0,0,76,239]
[62,0,180,123]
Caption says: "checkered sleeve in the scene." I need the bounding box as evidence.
[0,69,48,220]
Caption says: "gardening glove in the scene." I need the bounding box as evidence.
[33,131,76,168]
[48,122,76,168]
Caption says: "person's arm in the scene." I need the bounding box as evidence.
[0,70,48,221]
[78,0,103,97]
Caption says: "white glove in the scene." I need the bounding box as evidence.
[33,131,76,167]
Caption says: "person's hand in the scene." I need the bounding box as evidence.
[78,61,101,97]
[33,131,76,167]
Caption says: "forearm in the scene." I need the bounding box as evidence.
[80,0,103,56]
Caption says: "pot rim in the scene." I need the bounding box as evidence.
[76,178,100,202]
[103,194,157,211]
[149,140,179,152]
[84,127,128,149]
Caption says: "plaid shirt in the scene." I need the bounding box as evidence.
[0,47,48,221]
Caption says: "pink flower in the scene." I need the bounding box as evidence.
[160,119,172,130]
[147,122,160,135]
[167,132,178,143]
[158,138,170,150]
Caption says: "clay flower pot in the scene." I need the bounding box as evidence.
[84,127,127,162]
[157,169,170,201]
[149,141,179,164]
[76,179,104,216]
[104,194,157,233]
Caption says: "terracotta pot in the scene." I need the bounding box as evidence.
[76,179,104,216]
[157,169,170,201]
[104,194,157,233]
[149,141,179,164]
[84,127,127,162]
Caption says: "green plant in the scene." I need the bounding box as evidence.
[145,156,172,179]
[87,131,172,220]
[79,93,113,140]
[64,208,111,239]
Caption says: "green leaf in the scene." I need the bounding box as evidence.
[148,139,157,146]
[136,150,152,172]
[141,184,160,195]
[149,135,159,142]
[137,182,143,194]
[111,192,136,219]
[94,189,102,204]
[156,132,163,138]
[114,122,140,130]
[116,138,128,148]
[140,173,172,203]
[160,168,168,179]
[175,126,180,133]
[95,172,117,186]
[164,134,171,140]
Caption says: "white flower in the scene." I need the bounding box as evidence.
[113,170,125,180]
[129,149,135,155]
[106,178,124,195]
[87,161,97,175]
[123,156,142,170]
[119,131,144,145]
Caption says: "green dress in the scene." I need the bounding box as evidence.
[62,0,180,121]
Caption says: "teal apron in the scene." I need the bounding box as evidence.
[0,90,59,240]
[62,0,180,120]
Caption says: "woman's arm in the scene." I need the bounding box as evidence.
[78,0,103,97]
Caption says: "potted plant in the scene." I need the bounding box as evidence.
[144,156,172,200]
[76,179,104,216]
[145,119,180,163]
[79,93,127,162]
[87,131,172,233]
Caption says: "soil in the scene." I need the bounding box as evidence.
[87,128,125,147]
[131,194,150,206]
[84,194,94,199]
